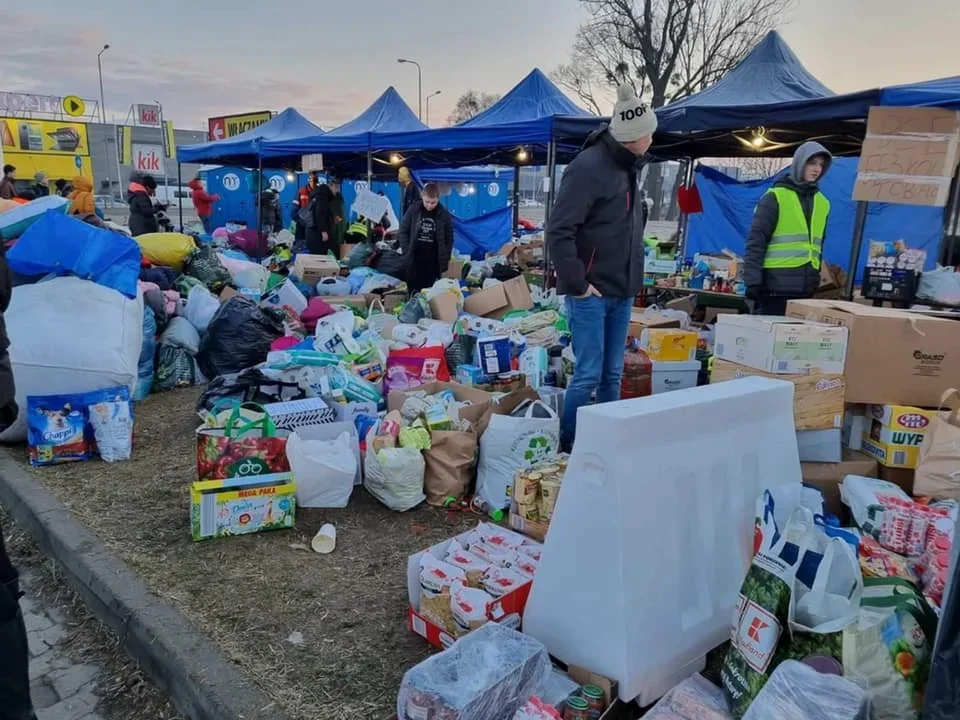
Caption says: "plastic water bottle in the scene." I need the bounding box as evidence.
[471,495,505,522]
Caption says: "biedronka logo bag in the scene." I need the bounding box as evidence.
[722,530,805,718]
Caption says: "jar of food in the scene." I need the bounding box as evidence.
[620,347,652,399]
[581,684,606,718]
[564,696,591,720]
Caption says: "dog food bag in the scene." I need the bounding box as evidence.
[88,392,134,462]
[27,394,91,466]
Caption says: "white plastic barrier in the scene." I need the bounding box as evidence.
[522,376,801,705]
[1,277,143,442]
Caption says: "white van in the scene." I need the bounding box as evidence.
[153,185,194,210]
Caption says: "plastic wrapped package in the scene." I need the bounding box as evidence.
[741,660,871,720]
[363,428,425,511]
[184,245,232,291]
[644,674,731,720]
[135,305,157,401]
[396,623,552,720]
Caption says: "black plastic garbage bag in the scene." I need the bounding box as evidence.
[184,246,232,292]
[196,297,284,379]
[197,367,308,416]
[372,248,407,280]
[347,242,374,269]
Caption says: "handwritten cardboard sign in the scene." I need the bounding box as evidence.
[855,106,960,207]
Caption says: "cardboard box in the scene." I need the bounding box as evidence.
[565,665,624,720]
[463,276,534,319]
[665,294,696,316]
[260,277,308,315]
[190,472,296,541]
[711,359,845,430]
[379,289,407,313]
[879,465,916,496]
[292,254,339,284]
[651,360,700,394]
[219,286,238,303]
[321,294,376,312]
[442,259,465,281]
[406,525,540,649]
[802,449,878,517]
[703,306,739,325]
[429,292,460,322]
[786,299,960,406]
[627,310,681,339]
[715,314,849,374]
[639,328,699,362]
[386,381,494,421]
[861,404,939,468]
[842,405,869,450]
[797,428,842,463]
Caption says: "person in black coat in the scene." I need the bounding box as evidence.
[305,178,341,256]
[398,167,420,218]
[397,183,453,294]
[0,242,35,720]
[127,174,160,237]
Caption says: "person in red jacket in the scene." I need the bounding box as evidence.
[188,177,220,235]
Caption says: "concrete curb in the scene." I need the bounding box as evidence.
[0,455,289,720]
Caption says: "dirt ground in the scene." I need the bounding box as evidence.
[4,387,480,720]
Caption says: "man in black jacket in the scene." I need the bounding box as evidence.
[0,242,35,720]
[399,167,420,218]
[305,177,341,256]
[744,141,832,315]
[127,174,160,237]
[398,183,453,294]
[547,84,655,449]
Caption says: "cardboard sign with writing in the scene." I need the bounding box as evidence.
[855,105,960,207]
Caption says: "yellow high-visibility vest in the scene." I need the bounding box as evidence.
[762,187,829,270]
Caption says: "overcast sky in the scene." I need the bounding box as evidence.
[1,0,957,130]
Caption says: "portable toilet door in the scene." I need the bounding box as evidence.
[262,170,298,229]
[206,167,257,230]
[476,179,509,215]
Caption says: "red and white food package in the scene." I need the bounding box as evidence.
[482,567,529,598]
[419,554,466,598]
[445,540,492,584]
[450,583,495,635]
[513,697,563,720]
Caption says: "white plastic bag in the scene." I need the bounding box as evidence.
[790,536,863,632]
[286,431,356,508]
[216,252,269,292]
[477,400,559,509]
[184,285,220,333]
[755,485,824,556]
[363,428,425,511]
[391,323,427,347]
[742,660,871,720]
[366,299,397,336]
[840,475,911,529]
[315,276,352,297]
[917,266,960,307]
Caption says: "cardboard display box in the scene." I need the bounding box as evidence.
[860,404,939,469]
[293,254,339,285]
[802,449,878,517]
[406,525,540,649]
[428,292,460,322]
[190,472,296,541]
[639,328,699,362]
[715,314,849,375]
[386,381,495,421]
[711,359,845,430]
[463,276,534,319]
[786,299,960,407]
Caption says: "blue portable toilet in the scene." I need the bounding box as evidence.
[203,167,300,230]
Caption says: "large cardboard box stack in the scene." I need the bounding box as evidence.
[714,315,849,375]
[786,300,960,407]
[711,358,845,431]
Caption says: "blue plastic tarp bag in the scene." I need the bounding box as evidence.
[7,210,143,298]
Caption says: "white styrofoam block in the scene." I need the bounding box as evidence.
[522,376,801,705]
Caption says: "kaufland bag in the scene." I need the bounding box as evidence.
[914,389,960,500]
[722,512,815,718]
[476,390,559,510]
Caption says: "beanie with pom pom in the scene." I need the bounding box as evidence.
[609,84,657,144]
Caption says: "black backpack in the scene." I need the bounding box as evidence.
[297,197,316,229]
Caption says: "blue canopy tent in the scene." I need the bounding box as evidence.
[879,75,960,110]
[175,108,324,230]
[176,108,324,166]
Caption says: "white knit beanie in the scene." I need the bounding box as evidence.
[609,84,657,144]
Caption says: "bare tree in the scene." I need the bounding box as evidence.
[556,0,793,111]
[554,0,792,220]
[447,90,502,126]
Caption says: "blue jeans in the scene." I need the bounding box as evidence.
[200,215,213,235]
[562,294,633,447]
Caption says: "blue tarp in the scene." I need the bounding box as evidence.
[656,31,875,134]
[8,211,143,297]
[879,75,960,110]
[177,108,324,165]
[686,160,942,282]
[452,206,514,259]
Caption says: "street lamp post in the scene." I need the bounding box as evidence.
[97,44,110,123]
[397,58,423,121]
[425,90,442,126]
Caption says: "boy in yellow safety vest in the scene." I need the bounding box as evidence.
[744,141,832,315]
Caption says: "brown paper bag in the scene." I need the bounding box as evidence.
[423,427,478,506]
[914,389,960,499]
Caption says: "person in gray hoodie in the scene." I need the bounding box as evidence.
[547,84,656,449]
[744,141,833,315]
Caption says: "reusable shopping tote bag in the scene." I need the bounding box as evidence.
[196,403,290,480]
